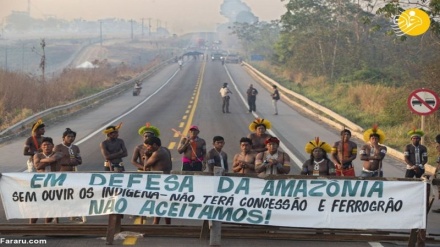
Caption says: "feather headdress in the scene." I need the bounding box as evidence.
[138,122,160,137]
[363,124,385,143]
[249,118,271,132]
[103,122,122,135]
[305,137,332,154]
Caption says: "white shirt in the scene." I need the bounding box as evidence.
[219,87,231,97]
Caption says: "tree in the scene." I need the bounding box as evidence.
[276,0,372,79]
[230,21,280,59]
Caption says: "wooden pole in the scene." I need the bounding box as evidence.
[421,115,425,145]
[210,167,224,246]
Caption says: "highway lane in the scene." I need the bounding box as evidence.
[0,55,439,245]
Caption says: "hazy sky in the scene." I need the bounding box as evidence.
[0,0,286,33]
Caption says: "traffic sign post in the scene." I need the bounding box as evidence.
[407,88,439,116]
[407,88,439,144]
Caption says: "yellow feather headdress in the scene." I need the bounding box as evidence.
[305,137,332,154]
[363,124,385,143]
[249,118,271,132]
[103,122,122,135]
[31,119,45,133]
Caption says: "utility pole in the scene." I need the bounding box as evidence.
[141,18,144,38]
[148,18,151,37]
[40,39,46,82]
[32,39,46,82]
[22,43,25,72]
[4,47,7,71]
[100,21,103,46]
[130,19,134,40]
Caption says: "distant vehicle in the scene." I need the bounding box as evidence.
[211,53,224,61]
[225,54,240,63]
[411,98,436,106]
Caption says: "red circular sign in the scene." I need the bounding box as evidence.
[407,88,439,115]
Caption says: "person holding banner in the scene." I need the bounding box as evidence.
[23,119,45,172]
[131,123,160,171]
[143,136,172,224]
[301,137,336,176]
[359,125,387,177]
[247,118,272,153]
[232,137,257,174]
[255,137,290,176]
[403,128,428,178]
[100,123,128,172]
[331,129,357,176]
[177,125,206,172]
[33,137,62,224]
[54,128,82,172]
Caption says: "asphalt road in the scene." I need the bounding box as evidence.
[0,53,439,246]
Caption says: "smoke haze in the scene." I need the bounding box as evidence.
[0,0,285,33]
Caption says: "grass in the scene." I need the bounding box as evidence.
[252,62,440,164]
[0,56,163,132]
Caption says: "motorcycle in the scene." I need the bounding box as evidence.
[133,84,142,96]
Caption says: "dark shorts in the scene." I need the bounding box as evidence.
[182,161,203,171]
[405,168,424,178]
[104,163,125,172]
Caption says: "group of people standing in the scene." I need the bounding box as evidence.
[24,119,82,224]
[175,118,291,176]
[219,83,280,115]
[23,114,440,227]
[302,126,387,178]
[303,124,437,181]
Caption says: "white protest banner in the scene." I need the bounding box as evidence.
[0,172,426,229]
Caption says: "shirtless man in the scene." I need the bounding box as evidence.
[33,137,61,224]
[255,137,291,176]
[54,128,82,172]
[331,129,357,176]
[232,137,257,174]
[143,136,172,224]
[247,118,272,153]
[131,123,160,171]
[100,124,128,172]
[24,119,45,172]
[360,129,387,177]
[177,125,206,171]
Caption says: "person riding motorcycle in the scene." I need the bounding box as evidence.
[133,81,142,96]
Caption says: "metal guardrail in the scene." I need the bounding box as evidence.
[0,58,173,142]
[241,62,406,161]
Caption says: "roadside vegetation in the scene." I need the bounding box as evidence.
[231,0,440,163]
[0,56,163,132]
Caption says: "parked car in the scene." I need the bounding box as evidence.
[225,54,241,63]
